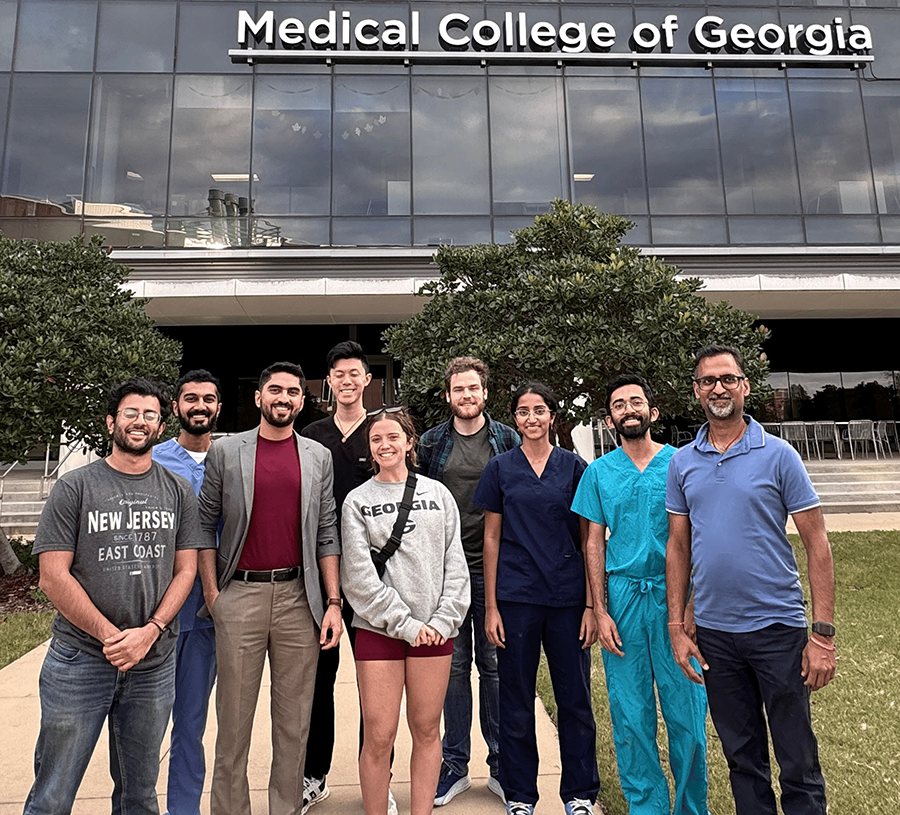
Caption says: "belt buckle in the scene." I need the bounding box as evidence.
[271,569,278,584]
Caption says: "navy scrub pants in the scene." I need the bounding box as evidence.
[496,600,600,806]
[697,624,827,815]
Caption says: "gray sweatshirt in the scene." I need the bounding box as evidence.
[341,474,470,645]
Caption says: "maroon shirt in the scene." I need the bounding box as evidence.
[238,435,303,571]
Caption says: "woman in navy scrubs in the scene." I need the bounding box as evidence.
[474,382,600,815]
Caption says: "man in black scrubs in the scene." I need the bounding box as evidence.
[301,341,387,813]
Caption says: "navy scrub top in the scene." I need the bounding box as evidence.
[473,446,587,607]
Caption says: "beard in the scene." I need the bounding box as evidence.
[612,412,652,440]
[707,397,737,419]
[177,408,217,436]
[450,397,486,421]
[260,400,301,428]
[112,424,160,456]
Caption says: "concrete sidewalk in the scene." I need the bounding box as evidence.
[0,633,564,815]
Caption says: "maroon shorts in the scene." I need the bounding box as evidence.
[354,628,454,661]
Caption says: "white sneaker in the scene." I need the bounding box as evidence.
[387,788,398,815]
[563,798,593,815]
[301,776,330,814]
[487,776,506,804]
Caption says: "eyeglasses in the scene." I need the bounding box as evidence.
[367,406,405,417]
[514,407,551,419]
[610,397,648,414]
[117,408,162,424]
[693,375,746,391]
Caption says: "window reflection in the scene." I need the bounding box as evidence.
[842,371,896,419]
[333,76,410,216]
[3,74,92,211]
[641,78,725,215]
[567,77,647,215]
[96,2,176,73]
[0,2,17,71]
[15,0,96,72]
[716,78,800,215]
[87,75,173,217]
[169,76,251,247]
[253,76,331,216]
[332,217,410,245]
[490,76,565,215]
[413,216,491,245]
[412,77,489,215]
[85,217,167,248]
[786,372,843,420]
[791,80,875,215]
[862,82,900,214]
[176,2,247,74]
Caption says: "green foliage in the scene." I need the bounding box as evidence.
[0,235,181,461]
[384,200,769,438]
[8,536,38,571]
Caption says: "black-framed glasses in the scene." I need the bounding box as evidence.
[117,408,162,424]
[693,375,746,391]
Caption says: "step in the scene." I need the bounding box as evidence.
[821,499,900,514]
[805,460,900,473]
[808,471,900,484]
[814,482,900,495]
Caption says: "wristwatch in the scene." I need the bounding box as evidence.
[811,621,836,637]
[327,597,343,609]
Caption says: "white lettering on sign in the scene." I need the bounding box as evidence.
[233,8,874,66]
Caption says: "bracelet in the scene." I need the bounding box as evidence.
[147,618,165,634]
[809,635,836,652]
[667,622,685,628]
[585,605,594,610]
[326,597,343,609]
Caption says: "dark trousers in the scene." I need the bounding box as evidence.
[304,600,393,778]
[497,601,599,806]
[697,624,827,815]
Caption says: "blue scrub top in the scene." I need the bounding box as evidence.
[571,445,675,580]
[473,446,587,607]
[152,437,213,631]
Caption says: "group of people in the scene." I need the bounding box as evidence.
[22,341,836,815]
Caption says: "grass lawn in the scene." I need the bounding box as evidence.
[538,529,900,814]
[0,610,54,670]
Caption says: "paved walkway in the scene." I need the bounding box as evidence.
[0,633,562,815]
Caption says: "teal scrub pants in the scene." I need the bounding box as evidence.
[603,574,709,815]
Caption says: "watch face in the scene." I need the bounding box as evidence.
[812,622,836,637]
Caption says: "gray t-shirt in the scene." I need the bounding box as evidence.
[442,424,492,573]
[33,458,204,669]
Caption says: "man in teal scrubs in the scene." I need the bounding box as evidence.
[572,374,708,815]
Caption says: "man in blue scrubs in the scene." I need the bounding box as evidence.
[153,369,222,815]
[573,374,708,815]
[667,345,835,815]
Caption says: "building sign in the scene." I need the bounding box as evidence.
[231,8,874,68]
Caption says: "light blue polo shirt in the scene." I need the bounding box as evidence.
[666,417,820,633]
[572,445,675,579]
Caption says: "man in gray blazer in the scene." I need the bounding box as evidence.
[198,361,342,815]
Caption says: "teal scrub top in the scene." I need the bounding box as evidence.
[571,445,675,579]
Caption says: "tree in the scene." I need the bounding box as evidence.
[384,200,770,448]
[0,235,182,573]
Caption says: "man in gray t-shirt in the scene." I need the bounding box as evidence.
[24,379,206,815]
[418,357,520,806]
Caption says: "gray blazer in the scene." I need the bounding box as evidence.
[198,427,340,626]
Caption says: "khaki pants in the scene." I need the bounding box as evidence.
[210,578,320,815]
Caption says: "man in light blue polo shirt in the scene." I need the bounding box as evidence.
[666,344,836,815]
[573,374,708,815]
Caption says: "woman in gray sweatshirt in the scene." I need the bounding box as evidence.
[341,408,470,815]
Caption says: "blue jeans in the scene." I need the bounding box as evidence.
[441,573,500,778]
[697,624,827,815]
[24,637,176,815]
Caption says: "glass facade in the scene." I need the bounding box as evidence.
[0,0,898,249]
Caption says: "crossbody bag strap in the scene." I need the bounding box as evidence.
[376,472,417,562]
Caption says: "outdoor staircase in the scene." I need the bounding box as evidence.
[0,468,55,538]
[805,458,900,514]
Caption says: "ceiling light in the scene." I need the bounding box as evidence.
[573,173,594,182]
[126,171,143,180]
[210,173,259,182]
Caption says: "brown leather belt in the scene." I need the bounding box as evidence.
[233,567,299,583]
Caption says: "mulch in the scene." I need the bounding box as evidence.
[0,572,54,616]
